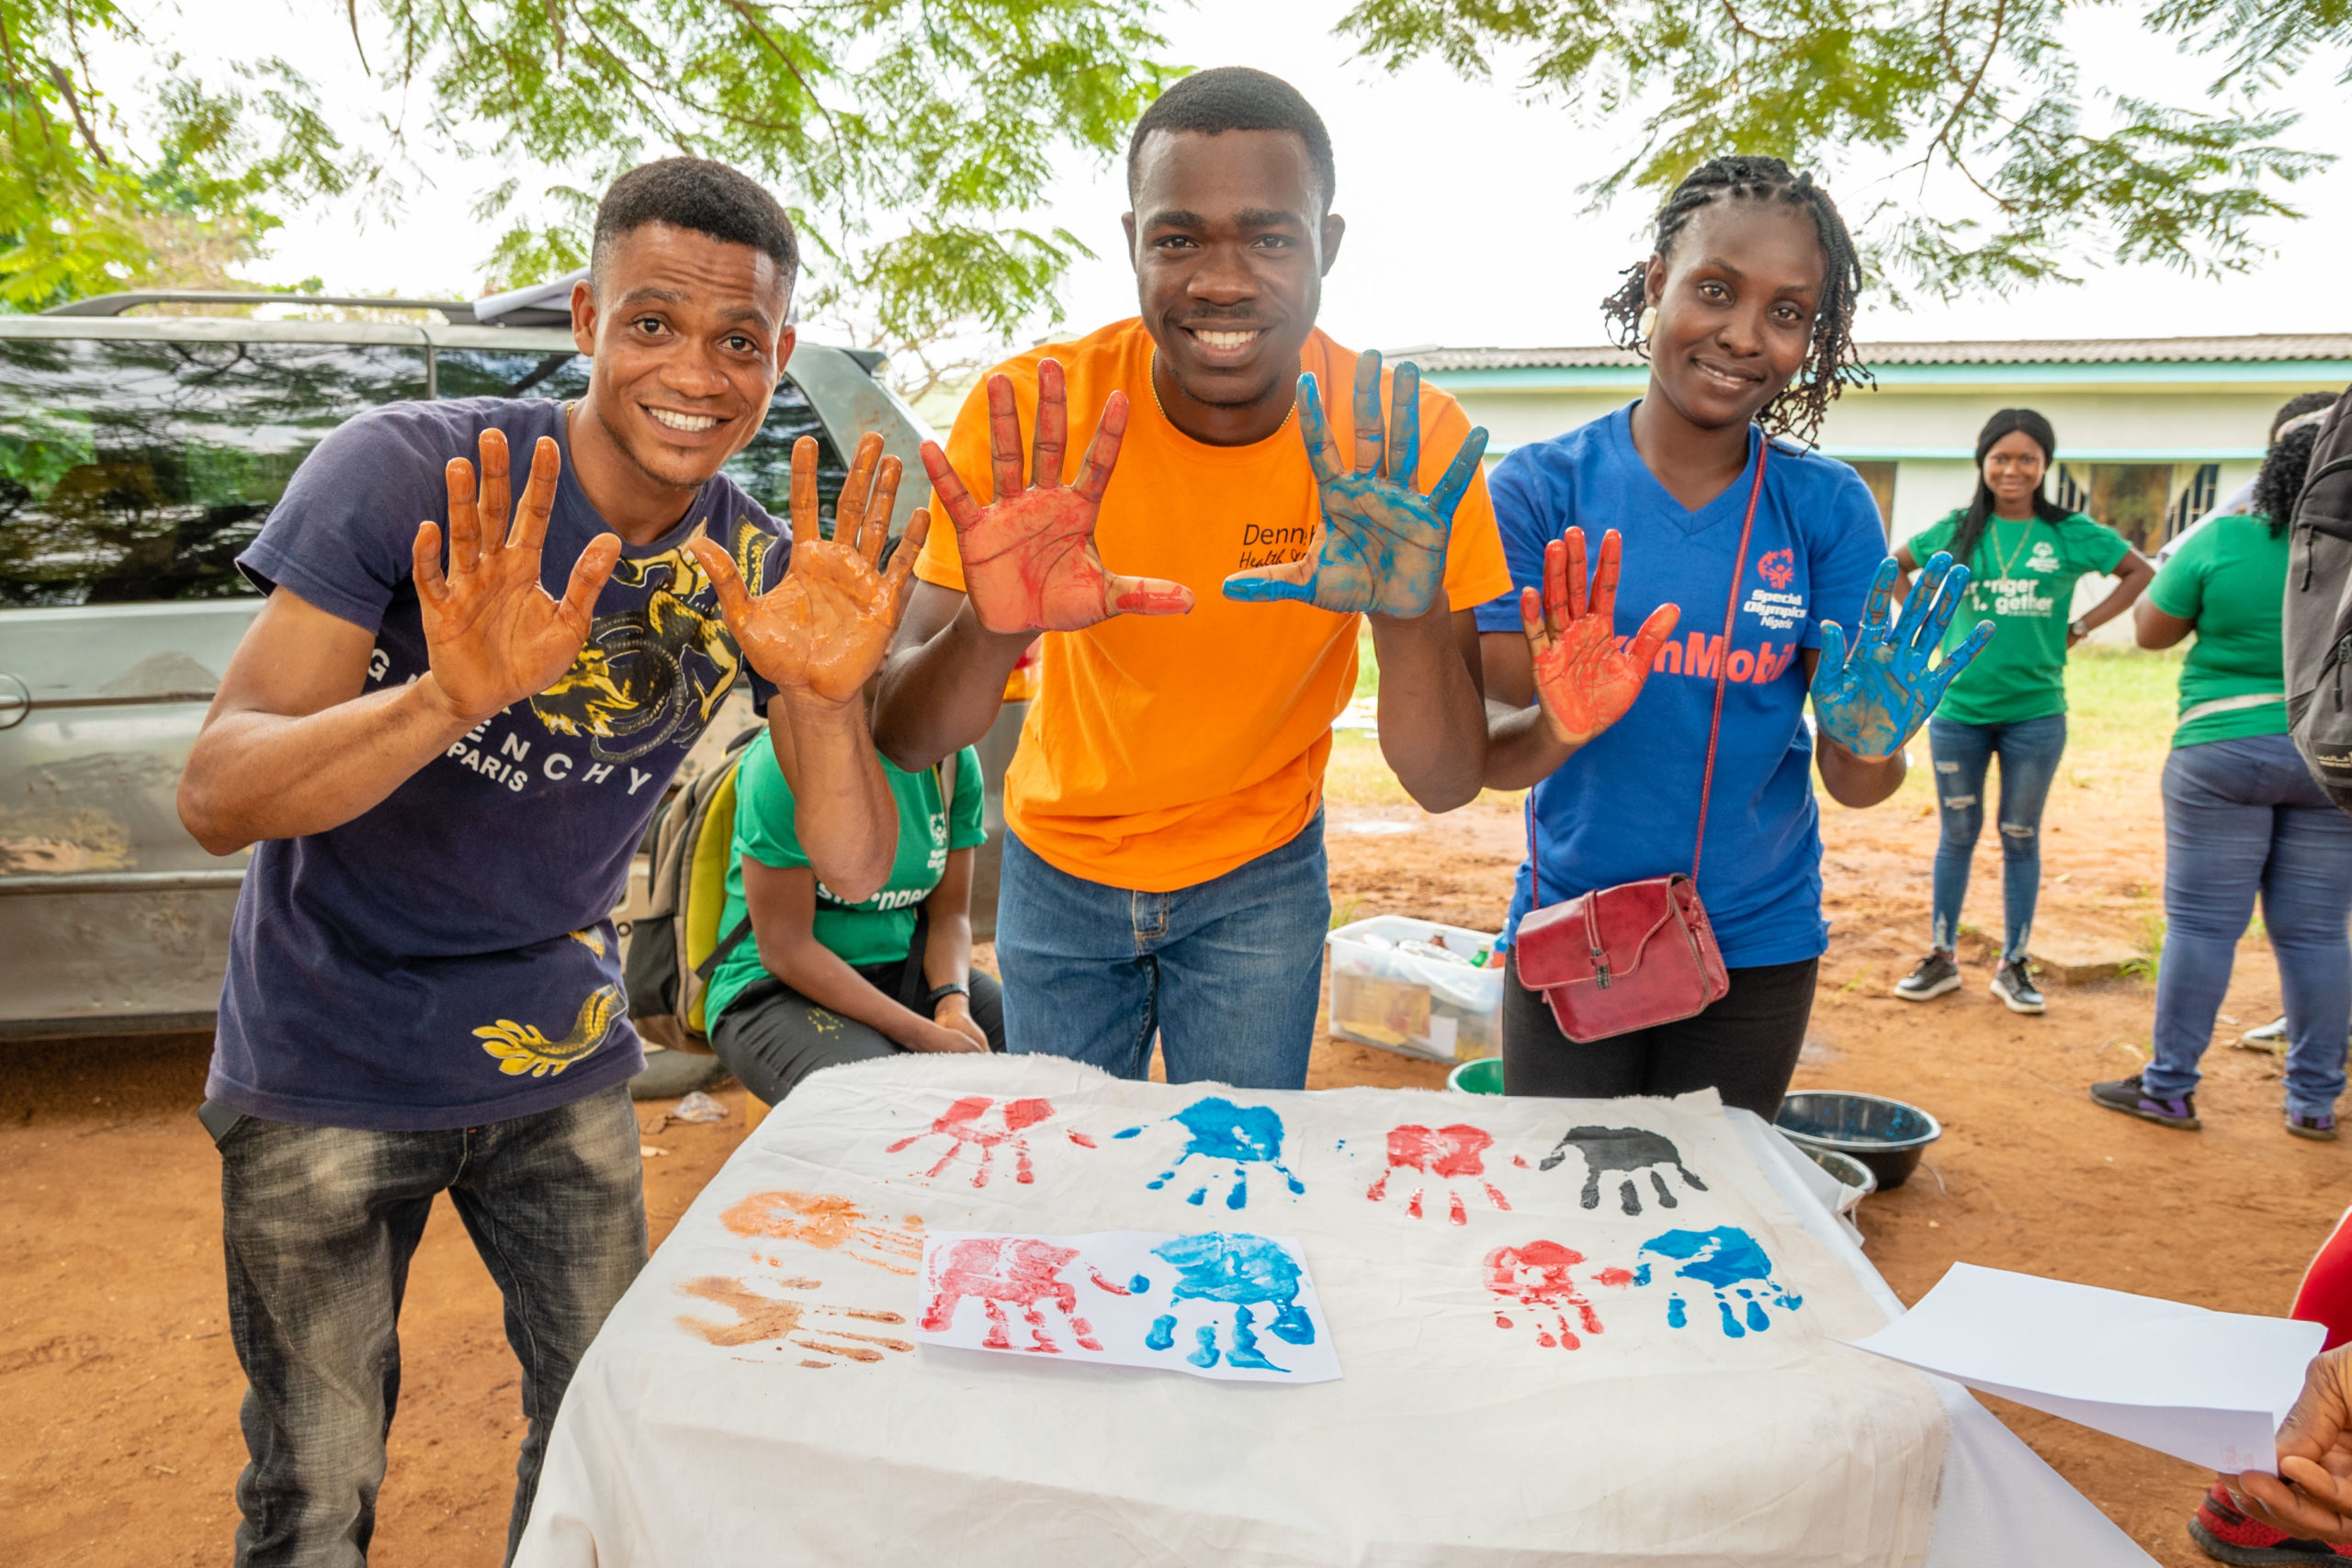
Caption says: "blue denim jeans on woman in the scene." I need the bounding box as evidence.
[1928,714,2069,960]
[2143,734,2352,1118]
[994,810,1330,1089]
[216,1082,645,1566]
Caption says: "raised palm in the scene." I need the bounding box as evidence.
[919,358,1194,634]
[1810,551,1996,761]
[1221,352,1487,618]
[413,428,620,723]
[1525,529,1681,747]
[686,432,925,706]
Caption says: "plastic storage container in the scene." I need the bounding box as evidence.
[1325,914,1504,1063]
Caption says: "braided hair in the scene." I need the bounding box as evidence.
[1946,408,2073,572]
[1601,155,1869,445]
[2254,421,2324,538]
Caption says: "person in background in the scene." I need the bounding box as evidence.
[1479,155,1988,1117]
[2091,414,2352,1141]
[2157,391,2341,568]
[1892,409,2153,1016]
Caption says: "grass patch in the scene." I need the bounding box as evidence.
[1326,730,1415,807]
[1354,623,1379,702]
[2062,642,2186,763]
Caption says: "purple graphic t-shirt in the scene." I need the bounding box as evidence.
[209,397,785,1129]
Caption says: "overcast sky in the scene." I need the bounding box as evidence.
[173,0,2352,352]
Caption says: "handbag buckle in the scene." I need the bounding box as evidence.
[1590,944,1611,989]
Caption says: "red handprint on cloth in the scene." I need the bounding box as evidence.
[886,1095,1057,1187]
[674,1275,913,1368]
[921,1236,1136,1354]
[720,1190,924,1275]
[1485,1241,1610,1350]
[1364,1122,1512,1224]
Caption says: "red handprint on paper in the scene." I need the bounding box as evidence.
[921,1236,1136,1354]
[886,1095,1057,1188]
[674,1275,913,1367]
[1485,1241,1608,1349]
[720,1190,924,1275]
[1365,1122,1512,1224]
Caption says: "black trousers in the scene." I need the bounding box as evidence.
[1500,951,1819,1118]
[710,943,1006,1106]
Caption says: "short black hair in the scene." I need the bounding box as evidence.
[592,158,798,293]
[1125,68,1336,215]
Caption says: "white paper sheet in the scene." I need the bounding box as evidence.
[913,1229,1341,1383]
[1848,1261,2323,1472]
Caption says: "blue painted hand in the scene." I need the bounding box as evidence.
[1220,352,1487,617]
[1810,552,1996,761]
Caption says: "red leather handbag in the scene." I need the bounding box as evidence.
[1512,445,1768,1043]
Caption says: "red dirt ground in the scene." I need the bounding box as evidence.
[3,742,2339,1565]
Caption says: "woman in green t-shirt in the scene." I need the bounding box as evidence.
[701,730,1002,1104]
[1892,409,2153,1014]
[2090,413,2352,1141]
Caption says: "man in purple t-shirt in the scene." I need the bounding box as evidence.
[176,159,923,1563]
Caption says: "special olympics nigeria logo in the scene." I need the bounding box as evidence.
[1758,548,1795,590]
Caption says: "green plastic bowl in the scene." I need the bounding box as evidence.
[1447,1056,1505,1095]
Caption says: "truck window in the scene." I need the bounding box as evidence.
[430,349,850,527]
[0,336,429,605]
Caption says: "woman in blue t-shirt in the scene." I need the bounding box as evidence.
[1477,156,1990,1115]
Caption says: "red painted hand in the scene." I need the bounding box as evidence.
[413,428,621,724]
[1522,528,1680,749]
[686,431,926,707]
[919,358,1194,634]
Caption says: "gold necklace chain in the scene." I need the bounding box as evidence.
[1147,350,1298,436]
[1986,513,2043,581]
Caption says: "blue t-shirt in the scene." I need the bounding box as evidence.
[1475,404,1888,967]
[208,397,786,1129]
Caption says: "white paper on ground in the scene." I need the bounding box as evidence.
[914,1229,1340,1383]
[1848,1261,2323,1472]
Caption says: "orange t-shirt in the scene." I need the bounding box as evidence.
[915,319,1512,892]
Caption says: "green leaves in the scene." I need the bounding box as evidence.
[1339,0,2340,301]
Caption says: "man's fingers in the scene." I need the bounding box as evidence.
[986,372,1025,502]
[685,536,756,630]
[883,509,932,601]
[1070,390,1129,506]
[1563,527,1589,623]
[445,457,481,574]
[1626,603,1682,670]
[557,534,623,635]
[862,455,902,564]
[1351,350,1384,475]
[1032,357,1069,491]
[1427,427,1488,521]
[1219,570,1314,605]
[413,523,448,605]
[1296,374,1343,489]
[1109,571,1197,616]
[920,442,986,535]
[511,436,561,552]
[1386,359,1420,484]
[1591,529,1623,622]
[2240,1465,2352,1540]
[837,431,882,546]
[789,435,823,539]
[476,427,511,553]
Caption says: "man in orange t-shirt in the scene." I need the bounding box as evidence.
[871,68,1511,1089]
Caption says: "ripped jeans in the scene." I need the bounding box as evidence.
[1928,714,2068,961]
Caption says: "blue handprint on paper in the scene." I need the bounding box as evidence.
[1114,1096,1306,1211]
[1636,1226,1804,1338]
[1220,352,1487,618]
[1139,1232,1317,1372]
[1811,551,1996,761]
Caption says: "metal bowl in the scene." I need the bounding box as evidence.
[1775,1091,1940,1190]
[1795,1142,1880,1201]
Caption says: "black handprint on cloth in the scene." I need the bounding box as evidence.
[1538,1126,1710,1215]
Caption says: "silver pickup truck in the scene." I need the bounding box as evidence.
[0,289,1011,1042]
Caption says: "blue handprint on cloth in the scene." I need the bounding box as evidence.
[1115,1096,1306,1211]
[1139,1233,1317,1372]
[1811,551,1996,761]
[1220,352,1487,617]
[1636,1226,1804,1338]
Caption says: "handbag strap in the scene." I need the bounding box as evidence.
[1527,434,1770,908]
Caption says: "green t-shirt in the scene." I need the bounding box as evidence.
[1904,510,2131,726]
[704,739,988,1027]
[2146,513,2290,748]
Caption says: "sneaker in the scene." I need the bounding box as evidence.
[2189,1479,2352,1563]
[1991,956,2046,1014]
[2243,1016,2290,1045]
[2288,1112,2340,1143]
[1895,952,1962,1001]
[2090,1073,2200,1130]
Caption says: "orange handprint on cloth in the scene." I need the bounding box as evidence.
[674,1275,912,1367]
[720,1190,924,1276]
[1523,528,1681,749]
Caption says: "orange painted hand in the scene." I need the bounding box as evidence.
[1522,529,1681,749]
[413,428,621,725]
[686,432,926,707]
[919,358,1195,634]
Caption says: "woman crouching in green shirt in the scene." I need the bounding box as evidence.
[1893,409,2153,1014]
[701,724,1002,1105]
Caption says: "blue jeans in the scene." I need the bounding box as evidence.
[2143,735,2352,1117]
[995,812,1330,1089]
[215,1083,646,1566]
[1928,714,2068,960]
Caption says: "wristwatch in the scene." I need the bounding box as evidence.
[927,982,970,1011]
[2069,617,2089,640]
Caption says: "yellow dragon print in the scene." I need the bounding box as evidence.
[531,519,771,763]
[473,929,627,1077]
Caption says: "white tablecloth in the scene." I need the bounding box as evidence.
[517,1057,2154,1566]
